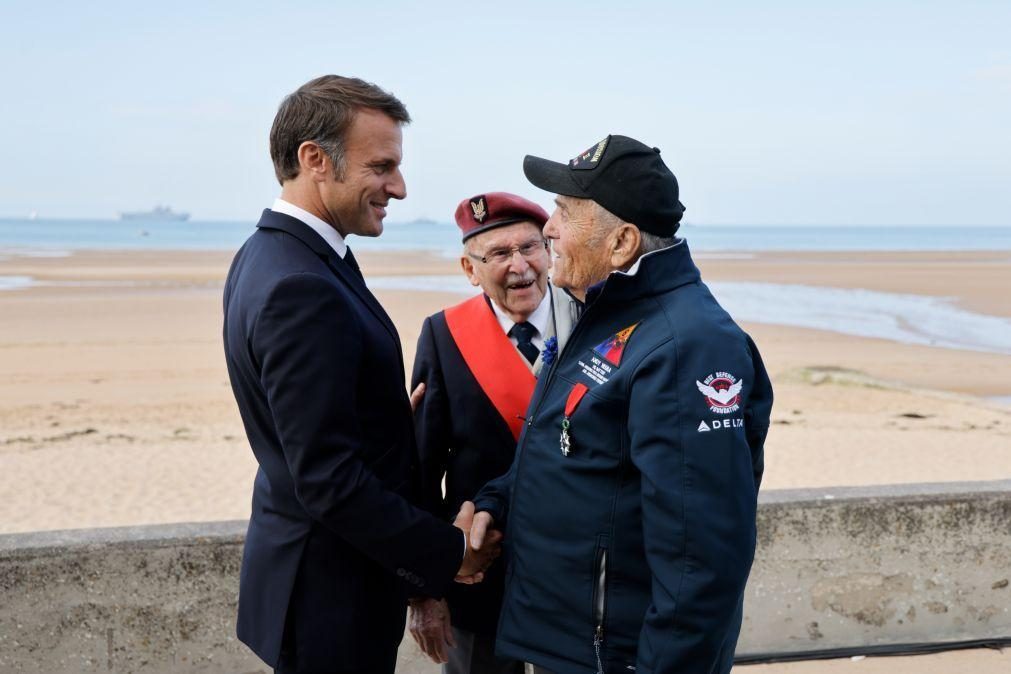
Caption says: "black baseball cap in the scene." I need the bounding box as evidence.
[522,135,686,236]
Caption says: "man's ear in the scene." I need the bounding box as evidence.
[297,141,328,182]
[610,223,641,270]
[460,255,481,287]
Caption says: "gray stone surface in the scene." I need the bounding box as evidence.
[1,481,1009,672]
[0,521,259,673]
[740,480,1011,657]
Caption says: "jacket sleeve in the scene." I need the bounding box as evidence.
[472,449,515,526]
[253,273,464,598]
[744,333,773,491]
[628,337,763,674]
[411,316,452,519]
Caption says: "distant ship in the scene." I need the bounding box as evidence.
[119,205,190,221]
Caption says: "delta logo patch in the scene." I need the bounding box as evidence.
[696,372,744,415]
[697,418,743,433]
[569,136,610,170]
[593,321,641,367]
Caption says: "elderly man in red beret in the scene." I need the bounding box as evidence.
[409,192,580,673]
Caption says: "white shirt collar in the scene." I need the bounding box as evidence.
[616,240,683,277]
[271,198,348,258]
[489,285,552,337]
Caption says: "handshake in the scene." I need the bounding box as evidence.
[409,502,500,663]
[409,385,501,584]
[451,501,501,584]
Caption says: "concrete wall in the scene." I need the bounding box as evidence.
[0,522,257,673]
[1,481,1009,672]
[738,480,1011,659]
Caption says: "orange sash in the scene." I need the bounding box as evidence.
[444,295,537,441]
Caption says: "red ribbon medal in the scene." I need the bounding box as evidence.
[560,383,589,456]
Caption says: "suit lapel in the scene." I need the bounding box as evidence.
[551,283,579,356]
[532,313,551,376]
[529,284,579,375]
[255,209,402,353]
[321,250,403,358]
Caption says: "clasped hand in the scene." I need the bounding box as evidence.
[411,385,501,582]
[452,501,501,584]
[408,504,499,663]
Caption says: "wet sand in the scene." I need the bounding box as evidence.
[0,248,1008,532]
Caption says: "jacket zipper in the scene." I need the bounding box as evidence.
[592,547,608,674]
[502,296,607,671]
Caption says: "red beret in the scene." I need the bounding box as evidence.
[454,191,549,242]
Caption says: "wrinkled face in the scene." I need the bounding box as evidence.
[542,196,615,292]
[321,109,406,238]
[461,221,550,322]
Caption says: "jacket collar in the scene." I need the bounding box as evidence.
[254,209,402,355]
[256,208,336,258]
[585,239,701,305]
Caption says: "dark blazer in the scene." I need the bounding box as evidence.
[410,310,520,637]
[223,209,464,670]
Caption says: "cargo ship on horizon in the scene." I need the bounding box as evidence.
[119,205,190,221]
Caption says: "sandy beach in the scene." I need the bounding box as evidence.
[1,247,1009,533]
[1,246,1009,671]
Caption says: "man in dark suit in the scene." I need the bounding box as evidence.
[408,193,579,673]
[223,75,498,674]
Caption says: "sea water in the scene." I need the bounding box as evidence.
[2,218,1011,255]
[363,275,1011,356]
[3,218,1010,355]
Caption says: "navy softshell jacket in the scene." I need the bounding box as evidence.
[474,240,773,674]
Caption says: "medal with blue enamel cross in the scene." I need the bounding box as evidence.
[561,383,589,456]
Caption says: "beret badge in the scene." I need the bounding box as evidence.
[470,196,488,223]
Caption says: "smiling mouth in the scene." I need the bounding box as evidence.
[507,279,535,291]
[370,202,388,216]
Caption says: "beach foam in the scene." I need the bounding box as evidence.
[0,248,72,258]
[708,281,1011,356]
[0,276,205,291]
[366,275,1011,355]
[0,275,35,291]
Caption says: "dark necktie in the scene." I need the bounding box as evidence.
[510,321,540,366]
[343,246,363,279]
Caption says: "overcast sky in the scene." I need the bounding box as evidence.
[2,1,1010,225]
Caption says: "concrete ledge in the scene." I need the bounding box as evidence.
[1,481,1009,672]
[739,479,1011,657]
[0,520,257,673]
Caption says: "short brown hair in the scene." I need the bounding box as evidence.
[269,75,410,185]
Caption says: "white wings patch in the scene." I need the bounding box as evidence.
[696,379,743,405]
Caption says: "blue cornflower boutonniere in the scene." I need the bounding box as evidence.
[541,336,558,367]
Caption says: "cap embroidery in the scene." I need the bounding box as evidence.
[569,137,610,170]
[470,196,487,223]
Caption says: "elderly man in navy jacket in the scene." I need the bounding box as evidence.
[470,135,773,674]
[223,75,498,674]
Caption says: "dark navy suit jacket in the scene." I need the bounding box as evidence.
[223,209,464,670]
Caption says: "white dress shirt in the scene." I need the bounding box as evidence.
[490,288,552,353]
[271,198,348,259]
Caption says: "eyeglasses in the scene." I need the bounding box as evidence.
[468,239,548,265]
